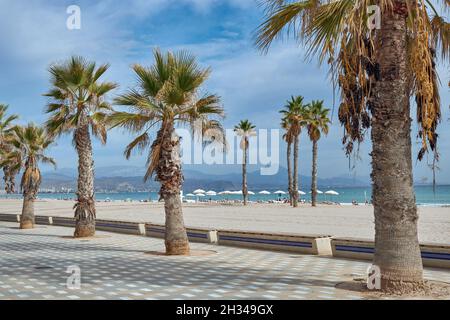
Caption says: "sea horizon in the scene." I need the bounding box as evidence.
[1,185,449,206]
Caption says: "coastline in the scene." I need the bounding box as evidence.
[0,192,450,209]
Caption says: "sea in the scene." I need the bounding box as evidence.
[1,185,450,206]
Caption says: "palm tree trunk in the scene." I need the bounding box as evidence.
[287,141,293,205]
[20,193,35,229]
[371,4,423,292]
[157,123,190,255]
[242,138,248,206]
[311,139,318,207]
[3,167,15,194]
[292,135,299,207]
[9,174,16,194]
[2,167,8,193]
[73,118,96,238]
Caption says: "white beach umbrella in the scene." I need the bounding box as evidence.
[259,190,271,195]
[218,191,231,195]
[247,191,255,195]
[193,189,206,194]
[309,190,324,194]
[194,193,205,202]
[274,190,286,194]
[206,190,217,196]
[325,190,339,195]
[298,190,306,195]
[186,193,196,197]
[233,190,243,195]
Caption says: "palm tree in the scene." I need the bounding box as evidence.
[281,118,294,205]
[256,0,449,292]
[234,120,256,206]
[305,100,330,207]
[279,96,307,207]
[109,49,225,255]
[44,56,118,238]
[0,124,55,229]
[0,104,19,194]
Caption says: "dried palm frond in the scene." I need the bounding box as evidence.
[411,1,441,160]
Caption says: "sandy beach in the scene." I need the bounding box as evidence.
[0,199,448,244]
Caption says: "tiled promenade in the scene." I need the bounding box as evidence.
[0,221,449,300]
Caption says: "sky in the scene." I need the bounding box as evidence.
[0,0,449,183]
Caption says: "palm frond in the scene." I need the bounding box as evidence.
[107,112,154,132]
[255,0,319,52]
[90,121,108,144]
[144,142,161,182]
[124,132,150,159]
[430,14,450,60]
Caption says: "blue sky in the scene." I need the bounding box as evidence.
[0,0,449,183]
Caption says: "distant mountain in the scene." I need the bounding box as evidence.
[37,165,369,192]
[42,166,147,178]
[202,167,370,189]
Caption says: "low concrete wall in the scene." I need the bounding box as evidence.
[145,223,217,244]
[331,238,450,269]
[420,242,450,269]
[331,238,374,261]
[96,219,145,236]
[52,216,76,227]
[217,229,332,255]
[35,215,52,225]
[0,213,20,223]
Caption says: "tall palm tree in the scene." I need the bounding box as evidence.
[305,100,330,207]
[234,120,256,206]
[256,0,449,292]
[109,49,225,255]
[281,118,294,205]
[0,124,55,229]
[44,56,118,238]
[279,96,308,207]
[0,104,19,193]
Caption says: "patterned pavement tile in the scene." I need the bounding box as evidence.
[0,221,449,300]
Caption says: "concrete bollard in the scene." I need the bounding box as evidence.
[312,237,332,256]
[207,230,218,244]
[138,223,146,236]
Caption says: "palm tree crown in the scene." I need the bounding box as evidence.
[44,56,118,142]
[0,104,19,153]
[110,49,225,181]
[1,124,55,195]
[0,104,19,193]
[234,119,256,132]
[0,104,18,139]
[234,120,256,149]
[305,100,330,141]
[279,95,308,134]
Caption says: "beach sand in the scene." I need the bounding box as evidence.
[0,199,448,244]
